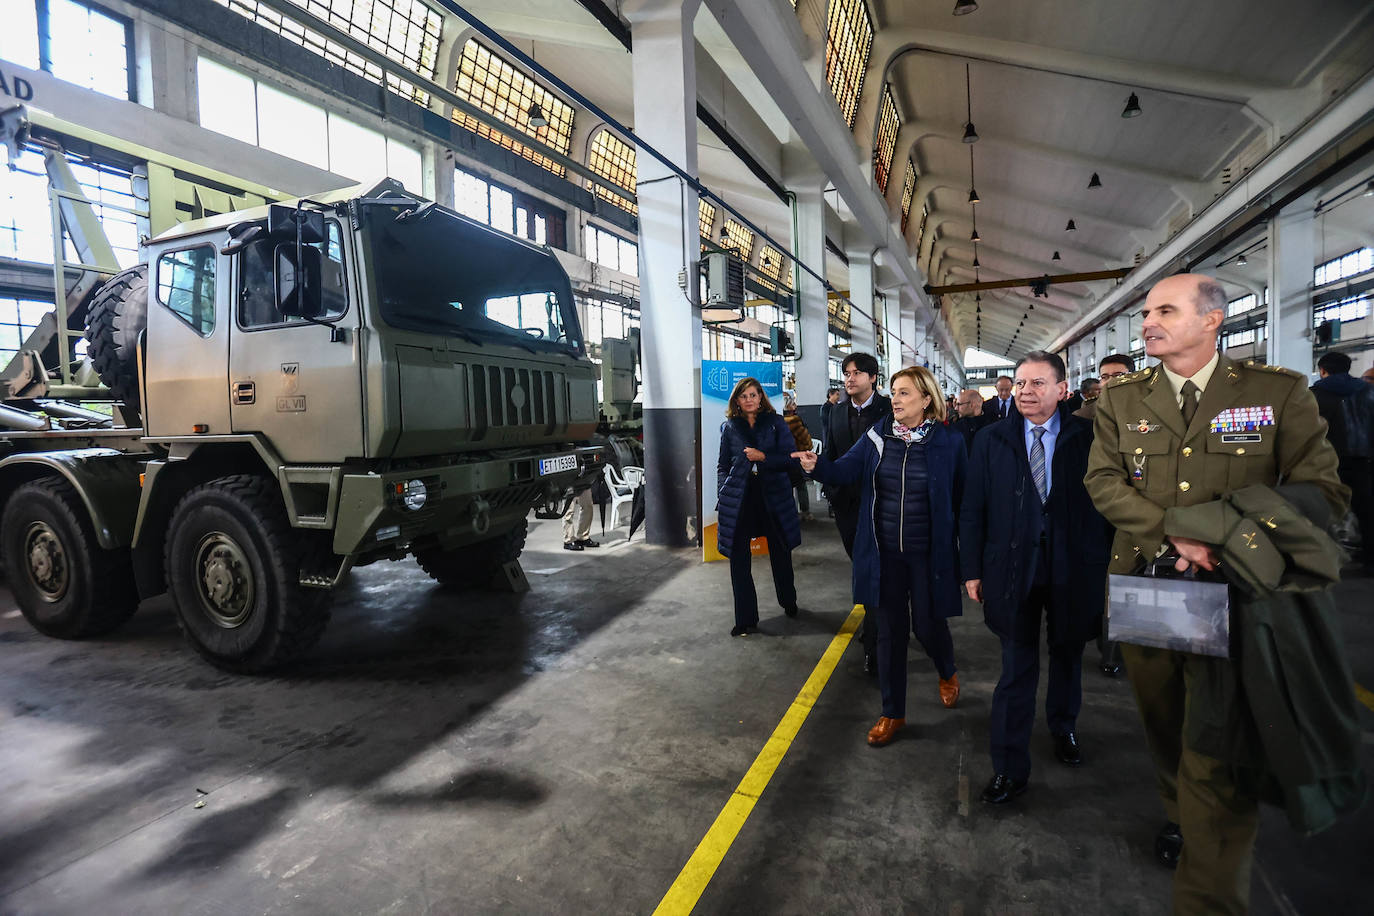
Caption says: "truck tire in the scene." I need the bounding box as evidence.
[165,475,331,672]
[85,263,148,415]
[415,518,528,588]
[1,477,138,638]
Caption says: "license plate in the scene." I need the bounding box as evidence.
[539,454,577,476]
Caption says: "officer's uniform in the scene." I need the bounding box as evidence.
[1085,352,1347,915]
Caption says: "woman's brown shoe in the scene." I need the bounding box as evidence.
[939,673,960,708]
[867,716,905,746]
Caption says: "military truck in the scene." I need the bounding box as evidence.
[0,176,603,672]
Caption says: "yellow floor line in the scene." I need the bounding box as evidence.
[1355,681,1374,714]
[652,604,865,916]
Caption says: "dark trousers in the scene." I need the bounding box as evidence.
[729,536,795,628]
[877,550,956,718]
[988,583,1086,782]
[1338,457,1373,560]
[833,499,876,654]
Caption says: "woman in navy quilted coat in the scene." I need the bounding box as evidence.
[716,378,801,636]
[797,366,966,746]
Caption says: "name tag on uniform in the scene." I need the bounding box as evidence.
[1210,405,1274,434]
[1221,433,1262,443]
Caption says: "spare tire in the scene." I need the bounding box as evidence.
[85,263,148,416]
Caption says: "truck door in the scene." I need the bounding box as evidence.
[227,219,364,463]
[143,239,231,437]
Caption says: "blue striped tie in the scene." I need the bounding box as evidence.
[1030,426,1048,502]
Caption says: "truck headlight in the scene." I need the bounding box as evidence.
[402,479,427,511]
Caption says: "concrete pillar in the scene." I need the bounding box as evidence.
[847,248,877,358]
[789,180,830,423]
[427,142,453,207]
[1266,195,1316,373]
[1092,325,1110,378]
[1113,312,1133,364]
[627,0,703,547]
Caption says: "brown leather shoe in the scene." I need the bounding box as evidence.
[866,716,905,746]
[939,673,960,708]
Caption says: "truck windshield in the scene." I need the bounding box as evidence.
[367,204,584,355]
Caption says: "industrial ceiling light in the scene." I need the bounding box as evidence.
[972,255,981,268]
[1364,180,1374,197]
[1065,219,1077,231]
[1122,92,1142,119]
[1237,253,1248,267]
[968,187,980,203]
[527,101,549,129]
[1052,250,1061,261]
[970,228,981,242]
[1087,172,1102,189]
[953,0,978,15]
[962,64,978,143]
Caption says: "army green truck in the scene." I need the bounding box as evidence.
[0,179,602,671]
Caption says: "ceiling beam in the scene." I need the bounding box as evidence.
[931,268,1133,295]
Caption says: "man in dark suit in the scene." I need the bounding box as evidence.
[824,352,891,674]
[951,388,986,453]
[960,350,1111,805]
[1312,350,1374,569]
[982,375,1019,422]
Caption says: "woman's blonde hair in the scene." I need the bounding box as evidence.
[890,365,945,423]
[725,377,777,418]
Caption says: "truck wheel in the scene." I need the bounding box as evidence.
[415,518,528,588]
[0,478,138,638]
[85,263,148,416]
[165,475,331,672]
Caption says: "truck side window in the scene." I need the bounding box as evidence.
[157,246,217,337]
[239,221,347,329]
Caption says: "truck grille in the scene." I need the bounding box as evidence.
[470,365,560,438]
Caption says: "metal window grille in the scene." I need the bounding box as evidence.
[828,297,851,334]
[0,296,57,369]
[915,203,929,252]
[698,199,717,243]
[216,0,442,105]
[900,160,916,232]
[1226,294,1257,318]
[587,131,638,214]
[1313,294,1371,324]
[1314,247,1373,286]
[825,0,873,128]
[452,39,576,178]
[874,86,899,193]
[721,219,755,261]
[758,244,788,291]
[42,0,136,102]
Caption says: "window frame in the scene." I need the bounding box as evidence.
[156,243,219,338]
[35,0,137,102]
[234,219,350,332]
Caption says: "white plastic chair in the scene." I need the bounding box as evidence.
[620,465,645,489]
[604,464,636,528]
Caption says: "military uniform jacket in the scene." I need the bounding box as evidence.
[1085,354,1348,575]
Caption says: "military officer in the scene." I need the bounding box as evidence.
[1084,274,1347,916]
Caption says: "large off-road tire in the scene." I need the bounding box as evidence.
[0,477,138,638]
[165,475,332,672]
[85,263,148,415]
[415,518,529,588]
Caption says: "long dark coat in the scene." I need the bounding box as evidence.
[959,406,1110,644]
[809,416,966,615]
[715,413,800,557]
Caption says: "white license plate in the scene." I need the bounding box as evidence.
[539,454,577,476]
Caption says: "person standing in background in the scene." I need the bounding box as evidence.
[823,353,891,676]
[983,375,1019,422]
[952,388,987,453]
[1311,350,1374,570]
[782,392,815,522]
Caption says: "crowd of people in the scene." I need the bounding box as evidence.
[712,272,1368,915]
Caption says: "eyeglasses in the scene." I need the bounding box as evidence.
[1099,370,1129,380]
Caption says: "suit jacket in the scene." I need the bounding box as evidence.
[951,414,986,454]
[823,393,892,509]
[982,396,1020,423]
[960,407,1111,643]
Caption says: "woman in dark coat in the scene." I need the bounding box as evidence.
[716,377,801,636]
[796,366,966,746]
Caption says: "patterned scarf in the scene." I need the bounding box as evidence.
[891,418,936,443]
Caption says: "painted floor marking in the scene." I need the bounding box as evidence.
[1355,681,1374,714]
[651,604,865,916]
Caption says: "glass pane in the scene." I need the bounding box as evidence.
[257,82,329,170]
[157,246,217,336]
[0,0,40,68]
[386,138,423,191]
[488,185,514,235]
[453,169,489,223]
[533,213,547,245]
[619,239,638,277]
[327,115,386,181]
[47,0,130,100]
[197,58,258,145]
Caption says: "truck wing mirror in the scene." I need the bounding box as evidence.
[268,204,326,243]
[275,242,324,319]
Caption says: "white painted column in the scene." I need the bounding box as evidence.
[1113,312,1134,365]
[627,0,703,547]
[1266,194,1316,373]
[847,247,877,358]
[790,181,830,420]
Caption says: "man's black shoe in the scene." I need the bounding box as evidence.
[980,774,1028,805]
[1100,663,1121,677]
[1053,732,1082,767]
[563,541,584,551]
[575,538,600,548]
[784,604,799,618]
[1154,822,1183,869]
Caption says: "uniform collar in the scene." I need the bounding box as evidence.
[1162,350,1220,399]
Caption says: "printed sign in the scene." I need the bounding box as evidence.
[700,360,784,562]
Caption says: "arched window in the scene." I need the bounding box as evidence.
[451,39,577,177]
[825,0,873,128]
[587,130,638,214]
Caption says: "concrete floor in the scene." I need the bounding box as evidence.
[1,513,1371,915]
